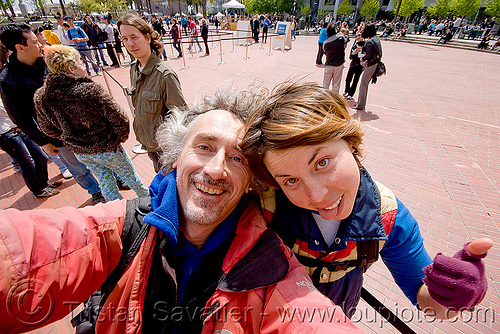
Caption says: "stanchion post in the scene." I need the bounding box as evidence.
[231,32,236,52]
[180,40,189,69]
[268,36,273,56]
[101,65,113,98]
[260,30,264,49]
[244,41,250,60]
[218,35,225,64]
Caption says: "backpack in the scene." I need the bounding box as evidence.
[70,197,152,334]
[98,28,108,43]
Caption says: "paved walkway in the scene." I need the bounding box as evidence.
[2,32,499,333]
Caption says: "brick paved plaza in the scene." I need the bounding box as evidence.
[2,32,499,333]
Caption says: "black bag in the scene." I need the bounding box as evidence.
[98,28,108,43]
[376,61,386,77]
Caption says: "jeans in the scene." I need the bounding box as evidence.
[56,146,100,195]
[75,45,99,75]
[189,35,202,52]
[48,154,69,173]
[75,146,149,201]
[323,64,345,94]
[91,43,108,65]
[0,130,48,194]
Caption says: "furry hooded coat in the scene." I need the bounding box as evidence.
[34,73,129,155]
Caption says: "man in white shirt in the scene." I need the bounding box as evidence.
[55,15,69,45]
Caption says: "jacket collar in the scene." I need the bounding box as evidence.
[133,52,159,76]
[274,167,387,252]
[6,54,47,78]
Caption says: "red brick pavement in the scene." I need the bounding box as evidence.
[2,33,499,333]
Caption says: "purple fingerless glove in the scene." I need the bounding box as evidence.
[422,242,488,310]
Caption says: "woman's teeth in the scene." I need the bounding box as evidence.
[325,196,342,210]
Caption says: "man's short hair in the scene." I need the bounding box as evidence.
[64,16,74,21]
[156,83,266,175]
[0,23,32,52]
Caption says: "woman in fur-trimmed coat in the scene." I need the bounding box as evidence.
[34,45,149,201]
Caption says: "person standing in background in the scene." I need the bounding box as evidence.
[118,12,187,172]
[316,22,328,65]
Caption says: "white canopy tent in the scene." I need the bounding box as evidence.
[222,0,245,9]
[196,12,203,18]
[215,12,225,18]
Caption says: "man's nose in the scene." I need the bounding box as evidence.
[203,150,226,179]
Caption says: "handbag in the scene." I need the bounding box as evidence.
[376,61,386,77]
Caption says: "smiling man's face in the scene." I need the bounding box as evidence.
[173,109,250,228]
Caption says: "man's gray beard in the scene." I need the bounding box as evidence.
[182,197,226,226]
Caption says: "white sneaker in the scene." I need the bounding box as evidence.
[62,170,73,179]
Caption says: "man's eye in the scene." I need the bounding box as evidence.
[231,156,242,163]
[198,145,209,151]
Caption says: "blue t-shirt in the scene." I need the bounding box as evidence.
[67,27,88,47]
[318,28,328,43]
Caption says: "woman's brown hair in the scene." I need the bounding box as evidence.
[241,82,365,188]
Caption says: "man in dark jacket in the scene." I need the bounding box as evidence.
[81,14,109,66]
[0,23,105,204]
[322,24,347,94]
[151,14,167,59]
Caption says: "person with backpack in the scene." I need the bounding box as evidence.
[64,16,100,75]
[354,24,382,111]
[0,84,363,334]
[81,14,109,67]
[241,81,492,321]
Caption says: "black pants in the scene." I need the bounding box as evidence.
[263,26,268,43]
[316,42,324,65]
[105,42,119,66]
[202,35,209,55]
[344,65,364,97]
[173,39,182,56]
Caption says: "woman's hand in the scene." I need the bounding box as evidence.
[423,238,492,310]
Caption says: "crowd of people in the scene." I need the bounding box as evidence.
[0,11,494,334]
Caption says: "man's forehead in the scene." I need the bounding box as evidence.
[188,109,244,140]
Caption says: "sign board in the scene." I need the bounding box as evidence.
[236,20,252,46]
[272,22,292,51]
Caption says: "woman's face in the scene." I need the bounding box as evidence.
[264,138,360,221]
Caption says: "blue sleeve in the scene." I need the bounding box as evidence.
[379,198,432,305]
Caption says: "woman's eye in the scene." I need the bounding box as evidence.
[317,158,329,169]
[284,178,298,186]
[231,156,243,163]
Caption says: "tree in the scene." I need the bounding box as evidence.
[103,0,128,12]
[451,0,481,18]
[485,0,500,17]
[300,4,310,16]
[27,0,47,16]
[398,0,424,18]
[337,0,353,16]
[76,0,103,13]
[0,0,16,16]
[360,0,379,20]
[426,0,452,19]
